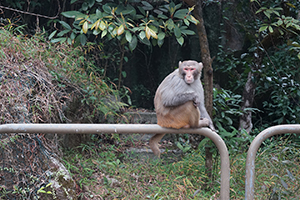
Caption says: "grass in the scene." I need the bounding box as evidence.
[63,145,217,199]
[62,135,300,200]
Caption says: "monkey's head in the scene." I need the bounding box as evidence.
[179,60,203,84]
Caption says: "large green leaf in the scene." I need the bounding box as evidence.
[57,29,71,37]
[157,14,168,19]
[117,5,136,15]
[75,34,87,46]
[103,4,112,14]
[174,25,181,38]
[61,11,84,19]
[174,9,187,19]
[168,1,176,15]
[141,1,154,10]
[51,37,66,43]
[96,9,103,18]
[59,21,72,30]
[125,31,132,42]
[259,25,268,32]
[99,21,106,31]
[82,2,89,11]
[166,19,175,30]
[183,18,190,26]
[139,31,146,40]
[88,0,95,8]
[157,32,165,40]
[101,30,107,38]
[129,35,138,51]
[49,30,57,40]
[139,37,151,46]
[176,36,184,46]
[157,39,164,47]
[181,29,195,35]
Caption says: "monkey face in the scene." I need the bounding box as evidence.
[183,67,196,84]
[179,60,202,84]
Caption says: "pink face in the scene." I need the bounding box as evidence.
[184,67,196,84]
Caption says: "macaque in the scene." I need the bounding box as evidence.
[150,60,215,157]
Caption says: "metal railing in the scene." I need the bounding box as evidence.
[0,123,230,200]
[4,123,299,199]
[245,124,300,200]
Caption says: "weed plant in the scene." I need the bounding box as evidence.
[63,135,300,199]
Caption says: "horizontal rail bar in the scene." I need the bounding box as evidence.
[245,124,300,200]
[0,123,230,200]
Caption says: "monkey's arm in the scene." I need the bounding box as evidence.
[162,91,199,107]
[199,105,215,131]
[159,73,199,107]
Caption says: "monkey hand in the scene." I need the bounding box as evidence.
[198,118,210,127]
[209,123,216,132]
[193,97,200,108]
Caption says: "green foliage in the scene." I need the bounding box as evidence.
[213,88,243,128]
[0,26,129,123]
[257,44,300,126]
[289,40,300,60]
[215,42,300,132]
[71,66,130,121]
[215,46,251,93]
[37,183,53,195]
[50,0,198,49]
[217,125,254,153]
[212,87,259,129]
[176,137,192,153]
[254,1,300,59]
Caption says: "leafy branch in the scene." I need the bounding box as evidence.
[49,1,198,50]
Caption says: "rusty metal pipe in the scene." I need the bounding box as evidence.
[0,124,230,200]
[245,124,300,200]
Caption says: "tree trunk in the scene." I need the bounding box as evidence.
[238,71,256,133]
[182,0,214,181]
[238,47,263,133]
[118,45,125,90]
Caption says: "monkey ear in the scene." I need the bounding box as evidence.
[199,62,203,69]
[179,61,182,66]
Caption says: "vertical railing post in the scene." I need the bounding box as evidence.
[245,124,300,200]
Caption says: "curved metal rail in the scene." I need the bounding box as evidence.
[245,124,300,200]
[0,123,230,200]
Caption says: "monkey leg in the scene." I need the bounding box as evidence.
[149,133,165,157]
[157,101,200,129]
[173,101,200,128]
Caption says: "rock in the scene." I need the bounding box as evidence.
[127,111,157,124]
[38,156,77,200]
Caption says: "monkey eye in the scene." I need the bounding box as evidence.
[184,67,194,71]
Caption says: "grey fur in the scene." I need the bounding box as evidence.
[157,61,215,130]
